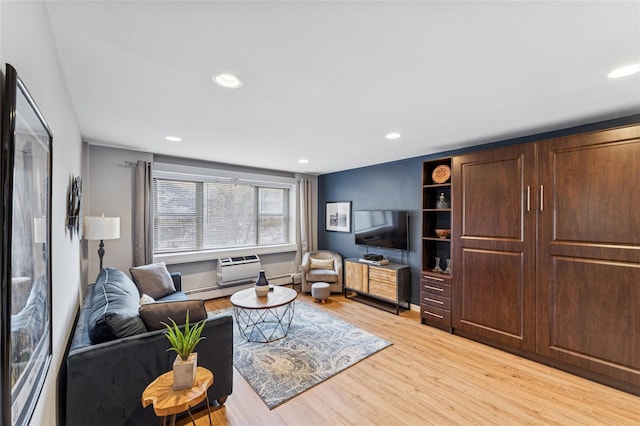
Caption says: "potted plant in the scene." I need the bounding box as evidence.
[162,311,207,390]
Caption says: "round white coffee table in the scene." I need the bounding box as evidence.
[230,286,297,343]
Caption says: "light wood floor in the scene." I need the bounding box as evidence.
[179,292,639,425]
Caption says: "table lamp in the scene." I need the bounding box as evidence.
[84,215,120,270]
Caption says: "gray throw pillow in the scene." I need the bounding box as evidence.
[139,299,208,331]
[130,261,176,299]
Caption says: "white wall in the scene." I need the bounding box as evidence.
[87,145,318,294]
[1,2,83,424]
[83,144,152,282]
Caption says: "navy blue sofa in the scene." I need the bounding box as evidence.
[64,268,233,425]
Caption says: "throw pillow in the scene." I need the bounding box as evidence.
[88,268,147,343]
[130,261,176,299]
[310,257,334,270]
[139,299,208,331]
[139,293,155,306]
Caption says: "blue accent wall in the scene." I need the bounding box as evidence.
[318,113,640,306]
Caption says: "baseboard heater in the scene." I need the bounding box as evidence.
[216,255,261,287]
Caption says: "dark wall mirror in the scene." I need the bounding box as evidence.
[0,64,53,425]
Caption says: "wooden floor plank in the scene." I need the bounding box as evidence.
[175,292,639,425]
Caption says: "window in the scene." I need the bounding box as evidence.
[153,176,291,255]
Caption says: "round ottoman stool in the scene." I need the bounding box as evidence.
[311,282,330,303]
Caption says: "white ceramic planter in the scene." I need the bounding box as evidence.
[172,352,197,390]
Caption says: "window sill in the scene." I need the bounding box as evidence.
[154,243,298,265]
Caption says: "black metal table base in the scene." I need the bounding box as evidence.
[233,302,295,343]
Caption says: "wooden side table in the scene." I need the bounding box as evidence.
[142,366,214,426]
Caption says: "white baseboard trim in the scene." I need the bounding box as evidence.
[184,274,294,300]
[185,283,253,300]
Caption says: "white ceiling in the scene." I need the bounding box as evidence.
[46,1,640,175]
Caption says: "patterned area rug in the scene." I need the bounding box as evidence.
[222,301,392,409]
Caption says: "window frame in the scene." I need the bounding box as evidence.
[152,163,297,265]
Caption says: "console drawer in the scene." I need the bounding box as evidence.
[369,280,396,301]
[369,267,396,283]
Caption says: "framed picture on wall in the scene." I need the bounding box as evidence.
[325,201,351,232]
[0,64,53,426]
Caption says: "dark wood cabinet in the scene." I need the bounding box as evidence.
[536,126,640,391]
[452,144,537,351]
[420,271,452,331]
[450,124,640,394]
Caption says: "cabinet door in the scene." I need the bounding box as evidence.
[345,261,368,292]
[537,125,640,388]
[452,144,537,351]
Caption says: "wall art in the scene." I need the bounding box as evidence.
[0,64,52,425]
[325,201,351,233]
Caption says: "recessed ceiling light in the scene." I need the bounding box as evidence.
[213,73,243,88]
[607,63,640,79]
[165,136,182,142]
[298,159,309,164]
[385,132,402,140]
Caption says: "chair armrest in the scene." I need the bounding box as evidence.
[333,257,343,276]
[301,253,311,272]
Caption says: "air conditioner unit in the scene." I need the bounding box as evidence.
[216,255,261,287]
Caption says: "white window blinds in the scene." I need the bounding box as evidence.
[153,177,290,254]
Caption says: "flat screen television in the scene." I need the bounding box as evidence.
[354,210,408,251]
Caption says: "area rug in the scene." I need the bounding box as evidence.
[218,301,391,409]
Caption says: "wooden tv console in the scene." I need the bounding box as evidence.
[344,258,410,314]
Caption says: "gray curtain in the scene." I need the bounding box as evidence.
[133,160,153,266]
[295,178,315,270]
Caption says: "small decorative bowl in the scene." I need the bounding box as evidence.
[435,229,451,239]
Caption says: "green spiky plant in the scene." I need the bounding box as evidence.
[161,311,207,361]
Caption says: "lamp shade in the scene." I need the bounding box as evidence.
[83,216,120,240]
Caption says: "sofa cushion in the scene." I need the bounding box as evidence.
[305,269,339,283]
[130,261,176,299]
[157,291,189,303]
[139,299,208,331]
[88,268,147,343]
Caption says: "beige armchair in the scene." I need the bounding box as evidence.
[301,250,343,294]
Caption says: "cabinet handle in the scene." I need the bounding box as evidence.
[425,297,444,305]
[526,186,531,212]
[424,311,444,319]
[423,275,444,282]
[540,185,544,212]
[424,285,444,292]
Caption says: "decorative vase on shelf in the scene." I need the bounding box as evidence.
[436,193,449,209]
[255,270,270,297]
[432,257,443,273]
[444,259,452,274]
